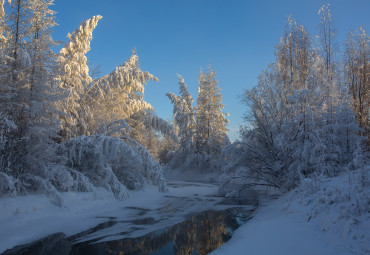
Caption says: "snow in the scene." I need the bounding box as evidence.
[0,181,224,253]
[211,196,344,255]
[212,171,370,255]
[0,188,119,253]
[1,171,368,254]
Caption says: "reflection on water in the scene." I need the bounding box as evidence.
[3,207,254,255]
[71,207,253,255]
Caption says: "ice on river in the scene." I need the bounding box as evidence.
[0,181,255,253]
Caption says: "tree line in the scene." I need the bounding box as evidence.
[238,5,369,191]
[0,1,368,202]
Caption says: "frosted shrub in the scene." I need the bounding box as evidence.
[21,173,65,207]
[45,165,75,192]
[60,135,168,199]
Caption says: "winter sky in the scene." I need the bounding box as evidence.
[52,0,370,142]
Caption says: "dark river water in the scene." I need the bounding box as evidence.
[2,185,258,255]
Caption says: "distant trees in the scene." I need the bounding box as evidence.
[0,0,366,203]
[166,67,229,170]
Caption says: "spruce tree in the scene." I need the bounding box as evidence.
[195,66,229,155]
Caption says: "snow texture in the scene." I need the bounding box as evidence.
[60,135,168,197]
[212,168,370,255]
[0,181,221,253]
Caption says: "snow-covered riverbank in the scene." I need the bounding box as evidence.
[212,170,370,255]
[0,181,237,253]
[0,187,152,253]
[2,170,368,255]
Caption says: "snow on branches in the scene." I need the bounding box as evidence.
[58,15,102,93]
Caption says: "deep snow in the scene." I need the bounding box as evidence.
[212,195,349,255]
[212,171,370,255]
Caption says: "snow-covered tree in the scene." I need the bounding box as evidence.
[275,16,313,95]
[0,2,171,205]
[318,4,336,81]
[72,48,175,159]
[317,4,343,132]
[57,15,102,139]
[196,67,229,155]
[58,15,101,93]
[81,50,175,147]
[316,103,363,175]
[0,0,62,197]
[344,27,369,143]
[239,12,366,191]
[166,74,195,153]
[85,50,157,135]
[24,0,62,176]
[0,0,12,135]
[0,0,8,45]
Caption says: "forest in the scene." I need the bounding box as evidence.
[0,0,369,254]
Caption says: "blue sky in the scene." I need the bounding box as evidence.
[52,0,369,141]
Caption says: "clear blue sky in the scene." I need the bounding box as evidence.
[52,0,370,141]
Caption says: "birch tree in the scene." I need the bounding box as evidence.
[276,16,312,95]
[344,27,370,143]
[318,4,336,81]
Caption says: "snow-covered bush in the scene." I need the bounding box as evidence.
[291,142,369,219]
[60,135,168,196]
[287,163,370,252]
[0,134,168,206]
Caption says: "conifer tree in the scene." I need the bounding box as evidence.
[25,0,61,172]
[57,15,102,139]
[88,50,157,127]
[0,0,61,185]
[84,50,162,139]
[166,74,195,153]
[195,66,229,155]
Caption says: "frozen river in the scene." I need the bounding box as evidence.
[2,181,258,255]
